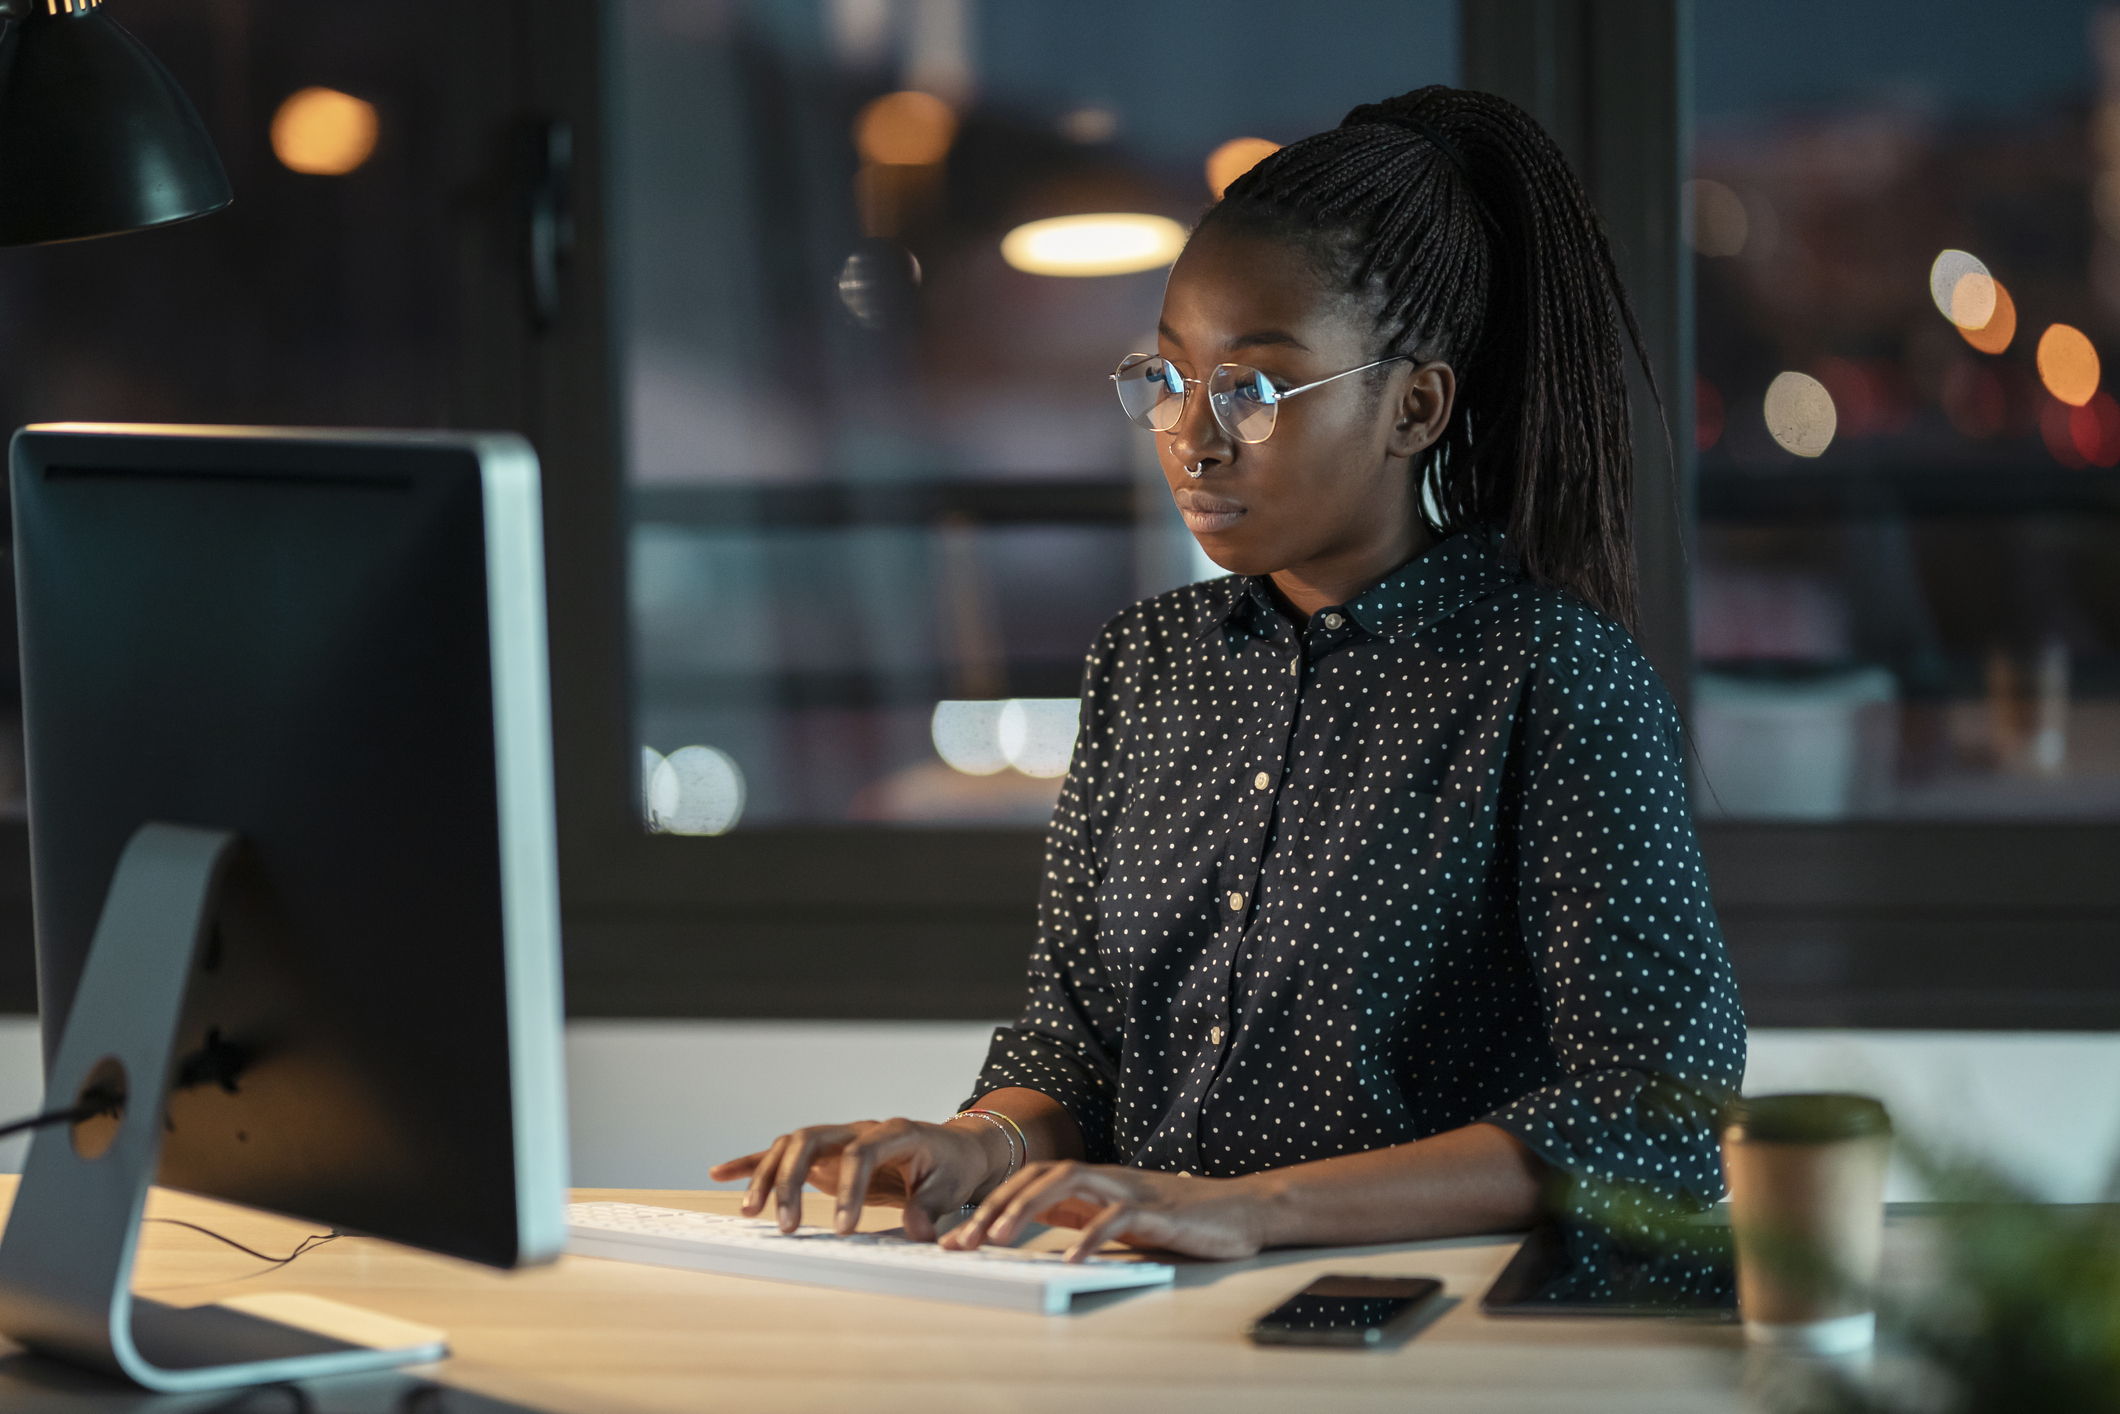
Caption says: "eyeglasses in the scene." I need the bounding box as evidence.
[1110,352,1407,445]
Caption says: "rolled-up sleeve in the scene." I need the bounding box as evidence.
[1479,610,1747,1208]
[964,629,1129,1159]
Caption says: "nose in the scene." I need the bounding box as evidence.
[1168,379,1232,477]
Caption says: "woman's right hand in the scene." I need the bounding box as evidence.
[706,1117,1009,1240]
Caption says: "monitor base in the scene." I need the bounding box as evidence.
[0,823,450,1392]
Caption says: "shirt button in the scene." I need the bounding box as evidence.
[1253,771,1270,790]
[1210,1025,1224,1046]
[1323,612,1344,629]
[1227,890,1245,911]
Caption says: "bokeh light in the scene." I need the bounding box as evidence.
[2072,391,2120,467]
[1000,213,1187,277]
[1929,250,1993,328]
[1206,137,1279,199]
[998,698,1079,778]
[1763,371,1836,458]
[271,87,379,176]
[1958,279,2017,355]
[2037,323,2101,407]
[931,700,1008,774]
[1685,179,1749,257]
[1696,375,1725,451]
[1810,357,1878,437]
[854,90,957,166]
[1060,107,1119,144]
[646,745,746,835]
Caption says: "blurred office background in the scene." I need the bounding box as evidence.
[0,0,2117,1197]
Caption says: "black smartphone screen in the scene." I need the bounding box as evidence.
[1247,1275,1447,1346]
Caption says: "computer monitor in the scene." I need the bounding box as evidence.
[0,425,569,1393]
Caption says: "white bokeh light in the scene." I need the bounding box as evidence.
[647,745,746,835]
[931,700,1009,775]
[641,746,666,825]
[1763,371,1837,458]
[998,698,1080,778]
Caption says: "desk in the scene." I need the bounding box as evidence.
[0,1176,1754,1413]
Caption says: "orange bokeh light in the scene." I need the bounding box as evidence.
[271,87,378,176]
[854,91,957,167]
[1206,137,1280,199]
[2037,323,2101,407]
[1958,279,2017,355]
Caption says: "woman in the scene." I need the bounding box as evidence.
[712,85,1745,1263]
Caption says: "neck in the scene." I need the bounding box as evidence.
[1269,518,1435,620]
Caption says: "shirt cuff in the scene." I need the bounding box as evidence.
[1479,1069,1731,1210]
[962,1025,1116,1163]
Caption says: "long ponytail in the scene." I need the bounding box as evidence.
[1204,84,1660,633]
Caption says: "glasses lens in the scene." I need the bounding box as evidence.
[1114,354,1185,431]
[1209,364,1280,443]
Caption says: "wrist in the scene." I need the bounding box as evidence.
[944,1114,1016,1196]
[1232,1169,1303,1251]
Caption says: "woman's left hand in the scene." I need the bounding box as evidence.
[938,1161,1270,1264]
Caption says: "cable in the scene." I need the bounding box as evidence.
[143,1218,340,1271]
[0,1101,106,1142]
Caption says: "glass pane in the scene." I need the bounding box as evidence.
[610,0,1456,830]
[1693,2,2120,819]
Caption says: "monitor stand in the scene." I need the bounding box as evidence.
[0,823,447,1393]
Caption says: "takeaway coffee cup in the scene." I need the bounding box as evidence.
[1721,1093,1893,1355]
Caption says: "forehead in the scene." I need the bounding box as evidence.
[1159,227,1369,355]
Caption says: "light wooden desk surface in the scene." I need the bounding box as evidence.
[0,1175,1755,1413]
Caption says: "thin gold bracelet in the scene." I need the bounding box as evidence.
[951,1108,1019,1178]
[961,1107,1030,1172]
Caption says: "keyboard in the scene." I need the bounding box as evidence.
[565,1201,1176,1314]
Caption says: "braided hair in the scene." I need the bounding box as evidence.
[1205,84,1661,632]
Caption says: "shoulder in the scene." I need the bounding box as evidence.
[1083,576,1237,668]
[1477,582,1678,727]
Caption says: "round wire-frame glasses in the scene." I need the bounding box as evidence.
[1110,352,1407,445]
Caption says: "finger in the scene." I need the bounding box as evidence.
[741,1135,792,1217]
[1063,1201,1135,1264]
[774,1131,833,1232]
[988,1163,1114,1246]
[901,1201,939,1243]
[833,1123,912,1234]
[708,1150,767,1183]
[951,1163,1098,1250]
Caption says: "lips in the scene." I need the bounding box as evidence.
[1175,489,1245,535]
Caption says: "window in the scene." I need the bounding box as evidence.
[1693,2,2120,821]
[609,0,1457,832]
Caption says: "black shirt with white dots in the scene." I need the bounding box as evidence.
[968,532,1746,1208]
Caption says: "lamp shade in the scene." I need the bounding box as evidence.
[0,0,231,246]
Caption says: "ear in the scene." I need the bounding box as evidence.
[1384,362,1455,461]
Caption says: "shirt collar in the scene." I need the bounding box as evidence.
[1195,533,1521,648]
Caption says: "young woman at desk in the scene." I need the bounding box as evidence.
[712,85,1746,1263]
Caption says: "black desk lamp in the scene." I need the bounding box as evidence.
[0,0,229,246]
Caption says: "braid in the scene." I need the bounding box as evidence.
[1203,84,1659,633]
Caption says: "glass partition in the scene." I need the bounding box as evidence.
[1693,1,2120,820]
[610,0,1455,830]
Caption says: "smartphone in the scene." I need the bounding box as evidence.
[1246,1274,1448,1347]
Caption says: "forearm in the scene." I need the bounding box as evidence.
[1239,1122,1547,1248]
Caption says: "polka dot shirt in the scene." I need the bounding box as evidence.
[967,532,1747,1208]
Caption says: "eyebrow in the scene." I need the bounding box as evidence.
[1157,322,1312,355]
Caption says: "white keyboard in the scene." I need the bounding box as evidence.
[565,1202,1175,1314]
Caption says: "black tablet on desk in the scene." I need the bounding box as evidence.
[1480,1217,1738,1319]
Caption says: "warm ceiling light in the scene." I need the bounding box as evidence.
[271,87,378,175]
[1205,137,1279,199]
[1958,279,2017,355]
[1000,213,1187,277]
[1763,371,1836,458]
[855,90,957,166]
[1929,249,1994,328]
[2038,323,2101,407]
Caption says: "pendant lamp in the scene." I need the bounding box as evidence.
[0,0,231,246]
